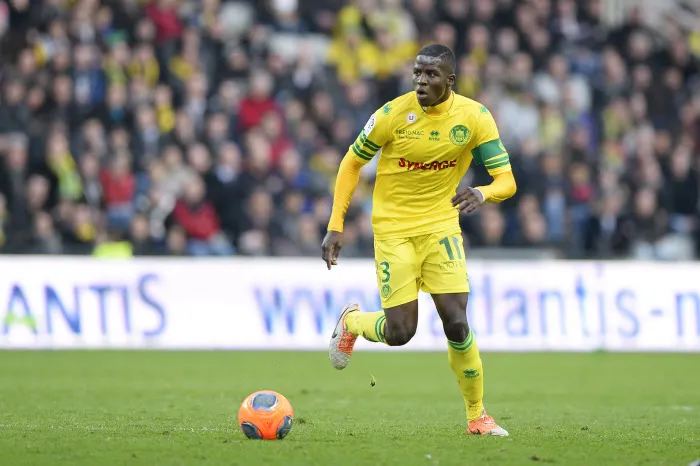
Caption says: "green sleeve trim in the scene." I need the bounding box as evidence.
[485,158,510,169]
[484,154,510,168]
[352,141,375,160]
[360,133,381,151]
[352,144,372,161]
[486,163,512,174]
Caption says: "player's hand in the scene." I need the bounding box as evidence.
[321,230,344,270]
[452,188,485,214]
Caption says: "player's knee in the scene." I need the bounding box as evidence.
[443,320,469,343]
[385,323,415,346]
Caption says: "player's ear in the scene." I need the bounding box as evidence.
[447,74,456,87]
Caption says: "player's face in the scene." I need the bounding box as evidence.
[413,56,455,107]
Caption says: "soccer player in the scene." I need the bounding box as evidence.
[322,44,516,436]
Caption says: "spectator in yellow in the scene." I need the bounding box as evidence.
[128,43,160,89]
[154,85,176,134]
[103,39,131,86]
[169,28,202,88]
[46,131,82,202]
[372,0,417,44]
[372,27,418,80]
[327,26,381,84]
[456,56,481,98]
[467,25,490,67]
[335,0,373,37]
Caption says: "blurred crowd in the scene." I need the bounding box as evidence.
[1,0,700,259]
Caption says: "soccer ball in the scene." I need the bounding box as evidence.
[237,390,294,440]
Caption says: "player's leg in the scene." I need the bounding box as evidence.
[422,230,508,436]
[329,238,419,369]
[432,292,506,436]
[345,299,418,346]
[432,293,482,419]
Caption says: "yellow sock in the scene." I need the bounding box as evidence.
[345,310,386,343]
[447,329,484,422]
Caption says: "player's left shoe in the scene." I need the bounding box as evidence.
[467,410,509,436]
[328,303,359,370]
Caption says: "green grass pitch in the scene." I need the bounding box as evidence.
[0,351,698,466]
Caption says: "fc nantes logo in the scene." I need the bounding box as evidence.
[449,125,471,146]
[381,284,392,298]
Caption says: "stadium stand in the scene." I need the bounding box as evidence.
[0,0,699,259]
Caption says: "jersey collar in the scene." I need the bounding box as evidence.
[422,91,454,115]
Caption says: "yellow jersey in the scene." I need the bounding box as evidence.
[350,91,512,240]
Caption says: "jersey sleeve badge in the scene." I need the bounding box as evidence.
[363,114,377,137]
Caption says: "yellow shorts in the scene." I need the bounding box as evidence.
[374,228,470,308]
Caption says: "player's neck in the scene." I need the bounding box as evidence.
[422,90,454,115]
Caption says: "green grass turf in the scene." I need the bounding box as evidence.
[0,351,698,466]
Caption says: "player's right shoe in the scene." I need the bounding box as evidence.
[328,303,359,370]
[467,410,509,436]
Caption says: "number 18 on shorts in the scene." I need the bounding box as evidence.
[374,229,470,308]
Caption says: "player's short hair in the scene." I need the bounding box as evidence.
[417,44,456,75]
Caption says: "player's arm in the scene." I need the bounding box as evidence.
[322,109,390,269]
[452,107,517,214]
[477,170,516,203]
[326,154,365,234]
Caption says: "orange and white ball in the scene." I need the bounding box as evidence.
[238,391,294,440]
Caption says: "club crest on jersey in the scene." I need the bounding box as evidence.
[449,125,471,146]
[381,284,392,298]
[406,112,417,124]
[363,114,377,136]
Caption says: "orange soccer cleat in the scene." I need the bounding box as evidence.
[467,410,510,437]
[328,303,359,370]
